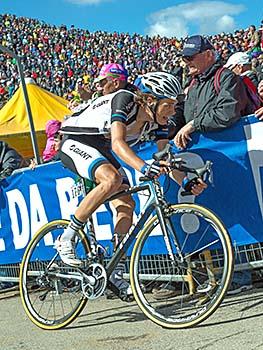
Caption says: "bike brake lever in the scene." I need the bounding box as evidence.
[202,161,213,185]
[171,157,186,167]
[208,166,214,185]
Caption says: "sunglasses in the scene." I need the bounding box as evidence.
[182,54,198,62]
[182,50,208,62]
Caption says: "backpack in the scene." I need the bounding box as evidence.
[214,67,262,111]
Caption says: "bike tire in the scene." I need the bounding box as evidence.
[130,203,233,329]
[19,219,90,330]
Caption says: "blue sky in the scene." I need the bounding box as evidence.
[1,0,262,38]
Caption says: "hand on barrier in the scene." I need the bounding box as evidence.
[255,106,263,121]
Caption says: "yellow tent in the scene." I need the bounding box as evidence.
[0,79,72,158]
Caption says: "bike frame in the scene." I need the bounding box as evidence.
[87,178,181,277]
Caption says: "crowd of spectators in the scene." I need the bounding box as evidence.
[0,13,263,293]
[0,13,262,108]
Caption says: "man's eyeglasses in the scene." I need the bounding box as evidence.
[182,54,198,62]
[182,50,211,63]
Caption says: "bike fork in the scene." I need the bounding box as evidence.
[155,206,184,264]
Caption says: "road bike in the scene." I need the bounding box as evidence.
[19,144,234,330]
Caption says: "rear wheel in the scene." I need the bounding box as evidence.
[130,203,233,329]
[19,219,90,330]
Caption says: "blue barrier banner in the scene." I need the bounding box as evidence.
[0,116,263,264]
[168,115,263,248]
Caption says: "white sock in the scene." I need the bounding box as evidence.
[61,215,85,241]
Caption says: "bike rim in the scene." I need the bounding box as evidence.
[19,220,89,330]
[130,203,233,329]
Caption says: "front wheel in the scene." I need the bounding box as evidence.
[19,219,90,330]
[130,203,233,329]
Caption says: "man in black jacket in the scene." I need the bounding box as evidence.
[173,35,254,149]
[171,35,255,296]
[0,141,24,290]
[0,141,23,181]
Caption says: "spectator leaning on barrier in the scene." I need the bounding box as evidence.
[171,35,256,295]
[0,141,25,290]
[171,35,255,149]
[0,141,24,181]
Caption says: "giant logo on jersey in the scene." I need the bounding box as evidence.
[69,144,92,160]
[92,99,109,110]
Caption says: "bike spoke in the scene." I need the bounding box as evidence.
[20,220,89,329]
[130,204,233,328]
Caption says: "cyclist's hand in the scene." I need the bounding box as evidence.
[182,177,207,196]
[141,161,167,179]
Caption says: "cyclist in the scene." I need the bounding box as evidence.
[67,62,136,113]
[57,71,206,299]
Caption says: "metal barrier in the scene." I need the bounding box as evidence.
[0,264,20,282]
[1,242,263,284]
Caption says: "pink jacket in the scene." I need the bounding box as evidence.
[42,120,61,162]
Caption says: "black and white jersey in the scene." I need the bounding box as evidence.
[61,89,138,135]
[60,89,168,143]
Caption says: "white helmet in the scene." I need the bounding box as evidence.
[135,72,182,100]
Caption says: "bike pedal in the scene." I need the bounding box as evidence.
[106,281,134,302]
[119,293,134,303]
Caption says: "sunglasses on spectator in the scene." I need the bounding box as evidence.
[182,53,199,62]
[182,50,210,62]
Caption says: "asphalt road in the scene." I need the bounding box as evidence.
[1,287,263,350]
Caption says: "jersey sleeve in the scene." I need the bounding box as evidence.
[111,91,136,124]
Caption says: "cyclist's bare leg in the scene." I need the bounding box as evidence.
[57,164,124,266]
[76,175,135,247]
[106,188,135,299]
[73,164,122,220]
[111,188,135,248]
